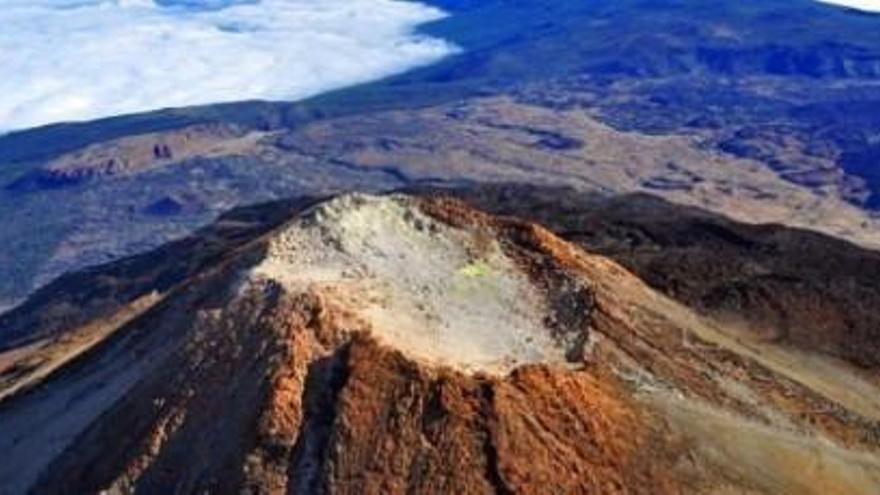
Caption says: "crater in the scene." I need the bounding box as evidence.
[249,194,590,374]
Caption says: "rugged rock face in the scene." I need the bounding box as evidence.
[1,193,879,494]
[431,184,880,371]
[5,124,254,192]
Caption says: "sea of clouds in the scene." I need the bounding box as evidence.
[3,0,879,133]
[0,0,456,132]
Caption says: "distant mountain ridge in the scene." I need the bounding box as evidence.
[4,0,880,161]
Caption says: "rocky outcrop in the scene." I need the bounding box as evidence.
[5,124,255,192]
[435,184,880,370]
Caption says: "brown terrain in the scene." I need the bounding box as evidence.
[7,124,259,191]
[4,93,879,315]
[1,190,878,494]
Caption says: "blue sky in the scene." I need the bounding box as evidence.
[0,0,456,132]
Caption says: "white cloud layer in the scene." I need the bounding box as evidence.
[0,0,457,132]
[818,0,880,11]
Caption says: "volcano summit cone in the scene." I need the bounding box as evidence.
[1,192,879,494]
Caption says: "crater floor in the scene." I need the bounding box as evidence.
[252,194,576,373]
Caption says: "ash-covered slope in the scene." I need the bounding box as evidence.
[1,193,879,494]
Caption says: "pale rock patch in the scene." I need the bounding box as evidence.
[250,194,566,373]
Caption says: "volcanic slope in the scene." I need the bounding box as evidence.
[0,193,879,494]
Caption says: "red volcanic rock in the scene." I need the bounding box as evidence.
[0,193,878,494]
